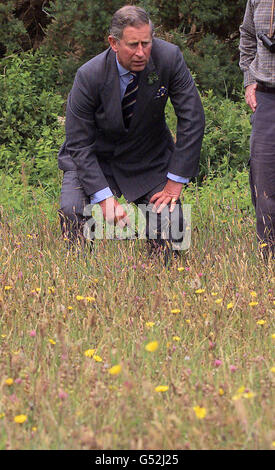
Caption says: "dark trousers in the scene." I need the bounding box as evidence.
[58,170,184,263]
[250,91,275,259]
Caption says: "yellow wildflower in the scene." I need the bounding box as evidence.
[237,386,246,395]
[185,319,191,324]
[48,287,55,294]
[93,355,103,362]
[108,364,122,375]
[249,301,258,307]
[227,302,234,309]
[166,342,171,348]
[4,286,12,291]
[271,333,275,339]
[68,306,73,310]
[218,388,224,396]
[195,289,205,294]
[250,291,257,297]
[193,406,207,419]
[14,414,27,424]
[211,292,218,296]
[155,385,169,392]
[85,296,95,302]
[48,339,56,345]
[145,341,159,352]
[145,321,155,328]
[76,295,84,301]
[84,349,96,357]
[1,334,7,338]
[260,243,268,248]
[5,378,13,386]
[256,319,266,325]
[32,427,37,432]
[215,298,223,304]
[172,336,181,341]
[243,392,255,399]
[0,413,5,419]
[171,309,181,314]
[108,385,118,391]
[232,394,241,401]
[270,367,275,373]
[177,267,185,272]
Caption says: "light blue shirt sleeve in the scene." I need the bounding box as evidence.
[90,187,113,205]
[167,172,189,184]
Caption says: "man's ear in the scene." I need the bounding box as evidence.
[108,35,119,53]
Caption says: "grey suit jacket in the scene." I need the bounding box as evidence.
[58,38,205,202]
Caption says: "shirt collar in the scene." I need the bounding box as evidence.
[115,56,131,77]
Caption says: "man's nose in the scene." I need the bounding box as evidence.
[135,43,145,56]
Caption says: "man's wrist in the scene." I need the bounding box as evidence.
[244,71,257,88]
[90,187,113,204]
[167,172,189,184]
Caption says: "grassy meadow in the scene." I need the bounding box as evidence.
[0,177,274,450]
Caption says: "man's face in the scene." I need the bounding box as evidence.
[108,24,152,71]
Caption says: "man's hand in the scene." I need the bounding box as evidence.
[99,197,130,228]
[149,180,183,214]
[245,83,257,112]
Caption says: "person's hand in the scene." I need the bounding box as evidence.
[149,180,183,214]
[99,197,130,228]
[245,83,257,112]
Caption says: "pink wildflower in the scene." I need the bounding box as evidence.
[58,390,68,400]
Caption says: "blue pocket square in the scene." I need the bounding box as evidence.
[154,86,168,99]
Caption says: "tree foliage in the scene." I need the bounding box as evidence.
[0,0,248,97]
[0,51,64,192]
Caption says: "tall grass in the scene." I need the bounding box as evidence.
[0,179,274,450]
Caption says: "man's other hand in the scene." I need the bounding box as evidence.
[150,180,183,214]
[99,197,130,228]
[245,83,257,112]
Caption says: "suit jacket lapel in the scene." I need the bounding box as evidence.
[128,55,160,132]
[100,49,126,134]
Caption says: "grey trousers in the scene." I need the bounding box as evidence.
[59,170,184,261]
[250,90,275,258]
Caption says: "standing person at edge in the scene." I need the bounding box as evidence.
[58,5,205,263]
[240,0,275,261]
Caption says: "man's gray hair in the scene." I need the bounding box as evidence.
[110,5,154,40]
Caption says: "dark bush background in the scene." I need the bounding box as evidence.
[0,0,247,98]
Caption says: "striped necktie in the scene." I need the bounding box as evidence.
[122,72,139,129]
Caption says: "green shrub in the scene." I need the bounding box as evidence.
[0,50,64,191]
[0,1,29,56]
[165,90,250,180]
[182,35,243,99]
